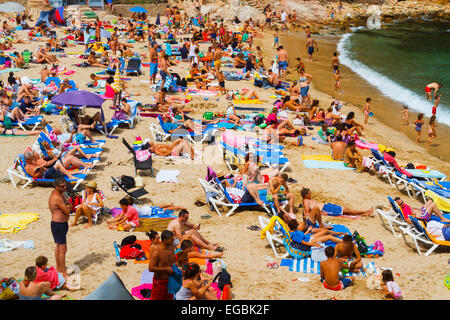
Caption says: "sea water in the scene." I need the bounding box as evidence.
[338,22,450,126]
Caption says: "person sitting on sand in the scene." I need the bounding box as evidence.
[87,51,108,68]
[301,187,374,217]
[330,134,347,161]
[147,138,195,159]
[178,240,224,259]
[16,81,37,102]
[379,269,402,300]
[34,256,68,291]
[320,246,354,291]
[267,69,280,87]
[394,197,450,223]
[19,266,62,300]
[23,150,78,180]
[107,198,140,231]
[267,173,296,218]
[342,112,364,136]
[176,262,219,300]
[70,181,104,228]
[333,235,363,273]
[343,140,364,171]
[281,95,304,112]
[233,53,246,68]
[167,209,222,252]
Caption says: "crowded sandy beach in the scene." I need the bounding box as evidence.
[0,0,449,301]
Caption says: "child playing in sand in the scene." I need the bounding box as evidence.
[379,269,402,300]
[364,97,371,124]
[107,198,139,231]
[400,105,409,125]
[414,113,424,143]
[427,115,437,146]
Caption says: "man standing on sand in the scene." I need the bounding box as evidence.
[167,209,220,251]
[213,44,222,74]
[425,82,442,101]
[333,235,363,274]
[149,43,159,85]
[306,34,318,62]
[148,230,176,300]
[48,178,72,281]
[331,51,339,73]
[277,46,288,81]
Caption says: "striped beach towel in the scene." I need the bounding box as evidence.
[288,258,377,277]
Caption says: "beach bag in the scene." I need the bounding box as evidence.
[405,163,415,169]
[253,114,265,126]
[120,244,144,259]
[212,269,232,291]
[254,78,264,88]
[136,149,151,162]
[0,278,20,300]
[311,245,327,262]
[68,195,82,213]
[3,115,12,129]
[121,235,137,247]
[353,231,369,254]
[120,175,135,190]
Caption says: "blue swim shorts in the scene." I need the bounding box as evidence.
[322,203,343,216]
[149,63,158,77]
[278,61,288,70]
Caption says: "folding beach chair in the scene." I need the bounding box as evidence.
[7,154,86,189]
[45,76,61,88]
[122,138,154,177]
[111,176,148,204]
[258,215,287,258]
[106,101,141,135]
[370,149,395,186]
[376,196,410,238]
[106,57,126,75]
[399,217,450,256]
[125,58,142,76]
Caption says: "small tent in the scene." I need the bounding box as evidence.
[35,6,65,28]
[84,272,134,300]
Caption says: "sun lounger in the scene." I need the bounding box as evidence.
[106,101,141,135]
[44,124,106,148]
[7,154,86,189]
[125,58,142,76]
[149,115,216,143]
[399,217,450,256]
[198,178,273,217]
[1,116,43,131]
[376,196,410,238]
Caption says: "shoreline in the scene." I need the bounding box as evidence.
[278,28,450,162]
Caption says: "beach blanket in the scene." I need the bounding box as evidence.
[0,239,34,253]
[287,258,377,277]
[156,170,180,183]
[234,106,266,111]
[233,99,263,104]
[301,155,353,170]
[425,190,450,213]
[0,212,39,233]
[406,169,446,180]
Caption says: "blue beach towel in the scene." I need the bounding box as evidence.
[303,160,354,170]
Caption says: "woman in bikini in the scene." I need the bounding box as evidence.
[427,115,437,146]
[70,181,104,228]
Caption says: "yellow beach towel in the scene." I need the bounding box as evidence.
[232,99,263,104]
[0,213,39,234]
[301,155,340,162]
[260,215,289,240]
[425,190,450,213]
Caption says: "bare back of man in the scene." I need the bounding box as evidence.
[331,141,347,161]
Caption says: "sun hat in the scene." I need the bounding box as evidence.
[216,169,224,178]
[86,181,97,189]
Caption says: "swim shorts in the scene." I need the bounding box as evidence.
[51,221,69,245]
[43,165,63,180]
[150,278,173,300]
[308,46,314,55]
[322,277,352,290]
[266,193,286,202]
[300,86,310,97]
[322,203,343,216]
[160,70,168,81]
[219,81,225,88]
[240,189,256,204]
[149,63,158,77]
[425,86,431,93]
[278,61,288,70]
[432,106,437,115]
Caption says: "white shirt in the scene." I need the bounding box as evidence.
[271,62,279,76]
[281,12,287,22]
[188,44,197,57]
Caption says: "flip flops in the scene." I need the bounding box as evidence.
[266,262,279,269]
[247,225,261,231]
[195,200,206,207]
[215,246,226,252]
[201,214,211,219]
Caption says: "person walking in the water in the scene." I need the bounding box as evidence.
[425,82,442,101]
[306,35,318,62]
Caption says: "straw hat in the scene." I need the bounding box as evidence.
[86,181,97,189]
[216,169,225,178]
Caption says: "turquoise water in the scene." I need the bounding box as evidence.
[337,22,450,126]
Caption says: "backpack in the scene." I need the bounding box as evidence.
[179,78,187,87]
[120,175,135,190]
[120,235,137,247]
[3,115,12,129]
[352,231,369,254]
[254,78,264,88]
[253,114,265,126]
[212,268,232,291]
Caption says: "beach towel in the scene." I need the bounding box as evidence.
[301,155,339,162]
[233,99,263,104]
[156,170,180,183]
[131,283,153,300]
[0,212,39,233]
[288,258,377,277]
[425,190,450,213]
[406,169,446,180]
[0,239,34,253]
[302,160,354,170]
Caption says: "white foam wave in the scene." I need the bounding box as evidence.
[337,33,450,126]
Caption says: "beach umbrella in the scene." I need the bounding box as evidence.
[129,6,147,13]
[155,13,160,25]
[0,2,25,13]
[52,90,105,107]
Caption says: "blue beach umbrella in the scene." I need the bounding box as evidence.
[129,6,147,13]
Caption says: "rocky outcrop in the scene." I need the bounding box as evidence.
[182,0,265,22]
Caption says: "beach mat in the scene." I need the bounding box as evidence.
[0,212,39,233]
[234,106,266,111]
[303,160,354,170]
[288,258,377,277]
[302,155,338,162]
[233,99,263,104]
[133,217,176,233]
